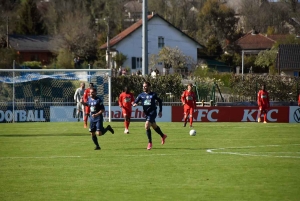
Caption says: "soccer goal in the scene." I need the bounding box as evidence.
[0,69,112,123]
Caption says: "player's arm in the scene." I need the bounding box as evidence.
[80,98,88,106]
[83,91,87,102]
[257,91,261,106]
[131,94,135,105]
[118,94,123,108]
[74,89,78,102]
[181,92,186,105]
[132,95,141,107]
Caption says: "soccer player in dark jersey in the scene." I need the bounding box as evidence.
[118,86,135,134]
[133,81,167,150]
[81,88,114,150]
[181,83,197,128]
[257,84,270,123]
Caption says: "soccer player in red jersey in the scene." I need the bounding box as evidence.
[83,83,94,128]
[118,86,135,134]
[181,83,197,128]
[257,84,270,123]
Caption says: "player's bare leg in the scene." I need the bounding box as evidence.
[263,110,267,123]
[183,112,188,127]
[257,109,262,122]
[189,111,193,128]
[124,115,130,134]
[84,114,88,128]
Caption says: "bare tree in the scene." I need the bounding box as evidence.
[54,10,97,61]
[240,0,290,33]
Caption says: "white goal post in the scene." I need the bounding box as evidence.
[0,69,112,123]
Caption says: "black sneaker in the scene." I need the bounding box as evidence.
[107,125,114,134]
[94,146,101,150]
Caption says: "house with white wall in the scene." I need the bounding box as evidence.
[100,13,204,75]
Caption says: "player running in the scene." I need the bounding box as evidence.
[81,88,114,150]
[133,81,167,150]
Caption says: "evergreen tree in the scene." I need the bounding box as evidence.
[16,0,46,35]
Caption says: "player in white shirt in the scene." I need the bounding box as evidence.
[74,82,85,121]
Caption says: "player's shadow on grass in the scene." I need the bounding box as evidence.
[0,133,88,137]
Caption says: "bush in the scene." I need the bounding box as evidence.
[22,61,42,69]
[230,74,300,101]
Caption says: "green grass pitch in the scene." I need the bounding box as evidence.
[0,122,300,201]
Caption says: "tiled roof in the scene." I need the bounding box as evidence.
[100,15,153,49]
[234,31,276,50]
[8,34,57,52]
[268,34,287,42]
[100,14,203,49]
[277,44,300,69]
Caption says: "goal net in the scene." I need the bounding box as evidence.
[0,69,112,123]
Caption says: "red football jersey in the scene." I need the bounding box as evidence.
[181,90,196,107]
[298,94,300,106]
[119,92,135,109]
[257,90,270,107]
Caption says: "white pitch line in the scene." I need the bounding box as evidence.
[207,144,300,159]
[0,156,81,159]
[122,153,180,157]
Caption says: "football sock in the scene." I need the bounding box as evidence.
[154,126,164,137]
[189,116,193,126]
[125,121,129,129]
[92,135,100,147]
[146,129,152,143]
[264,113,266,121]
[102,127,108,135]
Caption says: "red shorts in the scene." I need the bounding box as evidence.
[122,108,132,117]
[259,106,268,112]
[183,105,194,115]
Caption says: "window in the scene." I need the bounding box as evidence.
[158,36,164,48]
[132,57,142,69]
